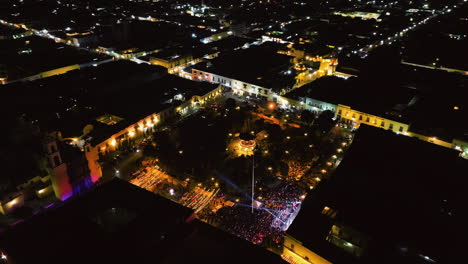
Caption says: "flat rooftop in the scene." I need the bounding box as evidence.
[0,179,193,264]
[2,61,216,142]
[288,126,468,263]
[286,76,417,120]
[0,36,107,80]
[193,43,296,92]
[0,179,285,264]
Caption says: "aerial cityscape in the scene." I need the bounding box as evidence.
[0,0,467,263]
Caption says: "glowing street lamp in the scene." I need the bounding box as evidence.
[267,102,277,110]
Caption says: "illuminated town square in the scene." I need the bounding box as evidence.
[1,1,467,264]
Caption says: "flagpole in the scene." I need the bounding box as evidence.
[252,153,254,213]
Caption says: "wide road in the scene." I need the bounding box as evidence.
[402,61,468,75]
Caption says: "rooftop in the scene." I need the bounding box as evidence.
[286,76,417,120]
[0,36,107,80]
[2,61,216,141]
[288,126,468,263]
[0,179,193,264]
[193,43,296,91]
[0,179,285,264]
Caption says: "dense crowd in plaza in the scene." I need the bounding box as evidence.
[125,100,351,251]
[206,182,305,247]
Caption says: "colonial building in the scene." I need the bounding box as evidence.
[191,44,296,98]
[150,53,194,69]
[84,86,224,182]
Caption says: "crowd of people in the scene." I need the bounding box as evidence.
[205,182,305,247]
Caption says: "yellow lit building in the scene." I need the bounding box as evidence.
[282,234,332,264]
[337,105,409,133]
[333,11,381,20]
[84,86,224,182]
[0,194,24,215]
[150,54,194,69]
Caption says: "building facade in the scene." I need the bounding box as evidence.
[282,234,332,264]
[84,86,224,182]
[192,69,275,99]
[299,97,338,115]
[151,54,194,69]
[337,105,410,134]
